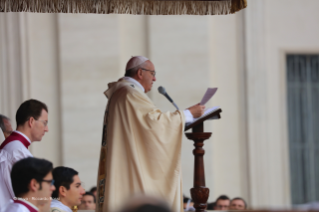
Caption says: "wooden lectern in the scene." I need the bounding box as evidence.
[184,108,222,212]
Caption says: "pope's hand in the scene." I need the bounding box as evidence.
[188,103,205,118]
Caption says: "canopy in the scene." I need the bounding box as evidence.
[0,0,247,15]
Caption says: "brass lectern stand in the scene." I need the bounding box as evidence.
[184,108,222,212]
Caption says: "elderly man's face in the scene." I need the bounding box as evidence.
[140,61,156,93]
[3,118,13,138]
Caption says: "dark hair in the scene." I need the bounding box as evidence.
[90,186,97,193]
[11,157,53,197]
[231,197,247,208]
[0,114,10,132]
[183,196,192,203]
[206,202,216,210]
[16,99,48,127]
[84,191,96,203]
[52,166,78,199]
[216,195,230,202]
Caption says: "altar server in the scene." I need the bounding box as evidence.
[3,157,55,212]
[50,167,85,212]
[0,99,49,209]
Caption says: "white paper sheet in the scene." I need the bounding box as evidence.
[200,88,218,105]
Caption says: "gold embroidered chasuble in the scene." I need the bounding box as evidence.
[96,79,185,212]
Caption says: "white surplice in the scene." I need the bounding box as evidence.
[0,131,33,210]
[50,199,72,212]
[3,199,38,212]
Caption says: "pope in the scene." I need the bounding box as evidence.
[96,56,205,212]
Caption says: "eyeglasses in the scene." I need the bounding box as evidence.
[39,179,55,186]
[141,68,156,76]
[36,119,48,127]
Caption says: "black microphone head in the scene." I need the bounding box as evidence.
[158,86,166,95]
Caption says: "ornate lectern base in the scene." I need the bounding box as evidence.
[190,187,210,212]
[185,130,211,212]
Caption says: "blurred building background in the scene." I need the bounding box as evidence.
[0,0,318,209]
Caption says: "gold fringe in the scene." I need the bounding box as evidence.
[0,0,247,15]
[231,0,247,14]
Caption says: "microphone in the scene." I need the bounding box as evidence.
[158,86,179,110]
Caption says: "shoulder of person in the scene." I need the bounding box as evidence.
[3,202,29,212]
[50,207,67,212]
[3,140,26,151]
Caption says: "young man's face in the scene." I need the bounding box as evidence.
[30,109,49,142]
[64,175,85,207]
[229,199,246,210]
[214,199,230,210]
[79,194,96,210]
[36,172,56,206]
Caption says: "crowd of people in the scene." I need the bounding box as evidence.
[0,100,97,212]
[0,100,248,212]
[1,56,246,212]
[183,195,247,211]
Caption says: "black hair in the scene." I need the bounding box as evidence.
[183,196,192,203]
[90,186,97,193]
[216,195,230,202]
[231,197,247,208]
[16,99,48,127]
[11,157,53,197]
[84,191,96,203]
[51,166,78,199]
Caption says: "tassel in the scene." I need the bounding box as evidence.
[0,0,247,15]
[231,0,247,14]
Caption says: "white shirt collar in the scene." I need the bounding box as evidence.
[123,77,145,92]
[17,198,39,211]
[50,199,72,212]
[14,131,31,144]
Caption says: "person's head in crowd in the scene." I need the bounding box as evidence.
[214,195,230,210]
[206,202,215,210]
[0,114,13,139]
[16,99,49,142]
[120,194,171,212]
[78,192,96,210]
[90,186,97,198]
[229,197,247,210]
[52,167,85,209]
[183,196,194,210]
[125,56,156,93]
[11,157,55,208]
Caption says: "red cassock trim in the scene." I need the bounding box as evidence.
[13,200,38,212]
[0,132,30,150]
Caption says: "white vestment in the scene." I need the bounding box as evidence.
[96,78,186,212]
[50,200,72,212]
[3,199,38,212]
[0,131,32,210]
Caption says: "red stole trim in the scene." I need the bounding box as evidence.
[13,200,38,212]
[0,132,30,150]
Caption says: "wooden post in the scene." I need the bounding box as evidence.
[185,122,211,212]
